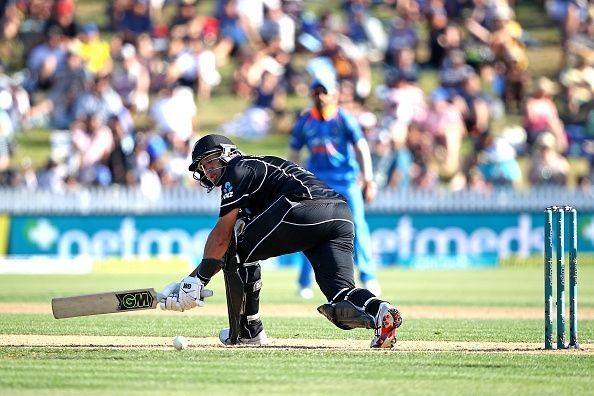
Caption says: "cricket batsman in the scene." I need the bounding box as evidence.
[159,134,402,348]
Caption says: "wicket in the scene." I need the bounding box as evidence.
[544,206,579,350]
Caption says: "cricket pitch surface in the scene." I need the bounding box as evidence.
[1,303,593,353]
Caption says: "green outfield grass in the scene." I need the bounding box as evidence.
[1,348,593,396]
[1,268,594,395]
[1,267,593,307]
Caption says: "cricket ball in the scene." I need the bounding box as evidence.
[173,335,188,350]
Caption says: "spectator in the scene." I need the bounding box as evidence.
[222,69,285,139]
[44,0,79,40]
[378,72,427,148]
[149,83,197,148]
[135,32,168,91]
[453,71,491,139]
[138,153,163,200]
[76,22,113,76]
[318,30,371,100]
[438,49,475,96]
[164,138,191,186]
[468,4,529,113]
[149,28,186,91]
[565,4,594,67]
[546,0,590,65]
[147,0,166,23]
[106,0,130,32]
[384,15,419,70]
[111,43,151,112]
[384,45,420,84]
[170,0,198,30]
[425,0,450,69]
[561,54,594,114]
[15,0,54,59]
[36,158,66,192]
[501,45,529,114]
[236,0,266,31]
[477,132,523,188]
[558,53,594,154]
[528,131,570,186]
[466,0,503,37]
[26,50,90,129]
[233,34,287,98]
[26,26,68,92]
[344,0,387,62]
[523,76,569,153]
[106,115,135,186]
[71,113,115,186]
[359,111,392,186]
[0,1,21,41]
[166,34,221,99]
[118,0,153,44]
[0,76,27,135]
[73,73,132,132]
[20,157,38,190]
[260,0,295,54]
[420,87,466,177]
[489,8,530,113]
[488,6,527,68]
[214,0,257,66]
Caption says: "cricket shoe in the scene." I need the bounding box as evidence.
[219,328,270,346]
[370,302,402,348]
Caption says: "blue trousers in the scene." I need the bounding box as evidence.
[298,180,377,287]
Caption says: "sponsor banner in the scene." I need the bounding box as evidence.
[8,215,216,259]
[0,214,8,256]
[367,212,594,268]
[6,212,594,269]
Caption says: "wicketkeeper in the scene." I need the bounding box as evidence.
[159,134,403,348]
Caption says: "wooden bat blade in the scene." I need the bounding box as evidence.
[51,288,159,319]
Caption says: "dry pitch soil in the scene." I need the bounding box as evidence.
[1,303,592,353]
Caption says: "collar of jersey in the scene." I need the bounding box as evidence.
[311,105,338,120]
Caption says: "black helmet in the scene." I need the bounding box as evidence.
[188,134,239,189]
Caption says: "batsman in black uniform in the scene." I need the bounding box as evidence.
[159,134,402,348]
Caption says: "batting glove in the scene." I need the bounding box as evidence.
[178,276,205,310]
[159,282,184,311]
[159,278,214,312]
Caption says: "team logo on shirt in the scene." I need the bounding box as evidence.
[222,182,234,199]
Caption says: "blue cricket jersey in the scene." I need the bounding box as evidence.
[290,108,364,185]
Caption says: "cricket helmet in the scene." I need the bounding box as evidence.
[188,134,240,190]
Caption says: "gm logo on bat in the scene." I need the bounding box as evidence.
[116,290,154,311]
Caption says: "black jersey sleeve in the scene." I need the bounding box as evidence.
[218,162,257,217]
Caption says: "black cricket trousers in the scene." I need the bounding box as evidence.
[237,196,356,301]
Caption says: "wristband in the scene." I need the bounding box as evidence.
[191,258,224,284]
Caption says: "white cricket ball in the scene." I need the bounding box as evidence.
[172,335,188,350]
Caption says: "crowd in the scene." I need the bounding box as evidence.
[0,0,593,194]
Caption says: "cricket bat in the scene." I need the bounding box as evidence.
[51,288,163,319]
